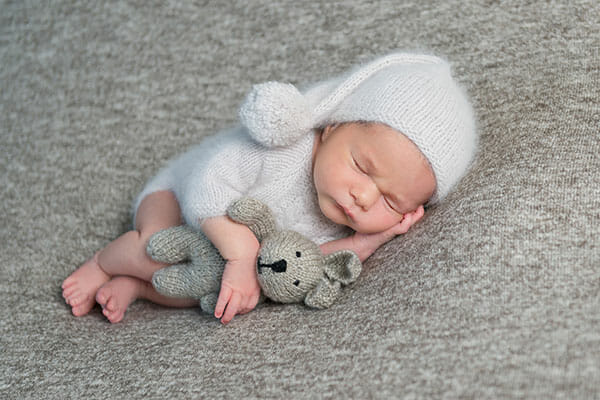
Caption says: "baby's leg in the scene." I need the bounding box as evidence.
[62,190,182,317]
[96,276,197,323]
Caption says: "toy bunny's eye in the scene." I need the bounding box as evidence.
[296,251,301,258]
[293,280,300,286]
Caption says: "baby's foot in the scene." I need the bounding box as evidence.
[62,253,110,317]
[95,276,144,323]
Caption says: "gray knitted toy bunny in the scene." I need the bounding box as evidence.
[148,197,362,314]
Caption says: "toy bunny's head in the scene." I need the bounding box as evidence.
[257,230,324,303]
[227,198,362,309]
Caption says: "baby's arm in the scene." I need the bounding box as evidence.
[320,206,425,261]
[200,215,261,324]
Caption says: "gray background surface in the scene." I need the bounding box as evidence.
[2,1,599,398]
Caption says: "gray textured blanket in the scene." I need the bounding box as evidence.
[1,1,599,398]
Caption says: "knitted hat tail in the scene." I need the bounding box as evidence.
[311,53,444,125]
[239,53,445,148]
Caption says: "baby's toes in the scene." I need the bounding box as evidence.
[71,299,95,317]
[98,291,122,322]
[62,284,79,301]
[103,306,124,323]
[61,277,76,290]
[104,294,119,313]
[95,287,109,307]
[95,284,118,310]
[66,292,87,307]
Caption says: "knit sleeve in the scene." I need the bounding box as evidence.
[177,127,264,229]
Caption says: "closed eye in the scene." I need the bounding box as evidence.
[384,196,402,215]
[352,157,367,174]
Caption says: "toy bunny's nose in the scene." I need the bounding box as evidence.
[257,257,287,274]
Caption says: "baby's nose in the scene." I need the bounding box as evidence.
[351,182,379,210]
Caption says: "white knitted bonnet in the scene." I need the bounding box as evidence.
[239,52,477,204]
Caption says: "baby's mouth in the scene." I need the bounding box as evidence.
[337,202,354,220]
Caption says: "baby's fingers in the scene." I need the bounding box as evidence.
[220,292,242,325]
[214,285,232,319]
[392,205,425,235]
[393,214,414,234]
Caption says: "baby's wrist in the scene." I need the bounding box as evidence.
[352,230,392,258]
[350,233,373,261]
[225,245,259,264]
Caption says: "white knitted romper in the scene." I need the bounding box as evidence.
[133,126,350,245]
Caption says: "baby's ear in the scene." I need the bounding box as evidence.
[227,197,277,242]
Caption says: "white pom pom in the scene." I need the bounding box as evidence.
[239,82,313,147]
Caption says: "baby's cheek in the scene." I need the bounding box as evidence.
[319,197,345,225]
[370,209,403,232]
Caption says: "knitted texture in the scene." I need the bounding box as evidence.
[239,82,312,147]
[149,226,223,304]
[239,52,477,203]
[225,197,276,242]
[257,230,324,303]
[149,197,362,311]
[134,126,350,245]
[5,2,599,398]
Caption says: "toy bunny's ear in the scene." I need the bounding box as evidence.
[226,197,277,242]
[303,250,362,309]
[323,250,362,285]
[304,277,341,309]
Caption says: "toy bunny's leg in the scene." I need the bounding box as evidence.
[152,261,222,299]
[147,225,208,265]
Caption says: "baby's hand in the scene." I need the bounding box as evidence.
[199,214,261,324]
[352,205,425,258]
[214,257,261,324]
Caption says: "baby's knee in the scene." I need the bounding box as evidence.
[126,229,165,279]
[118,229,154,267]
[137,225,168,248]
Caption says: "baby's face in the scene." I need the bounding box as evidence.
[312,122,436,234]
